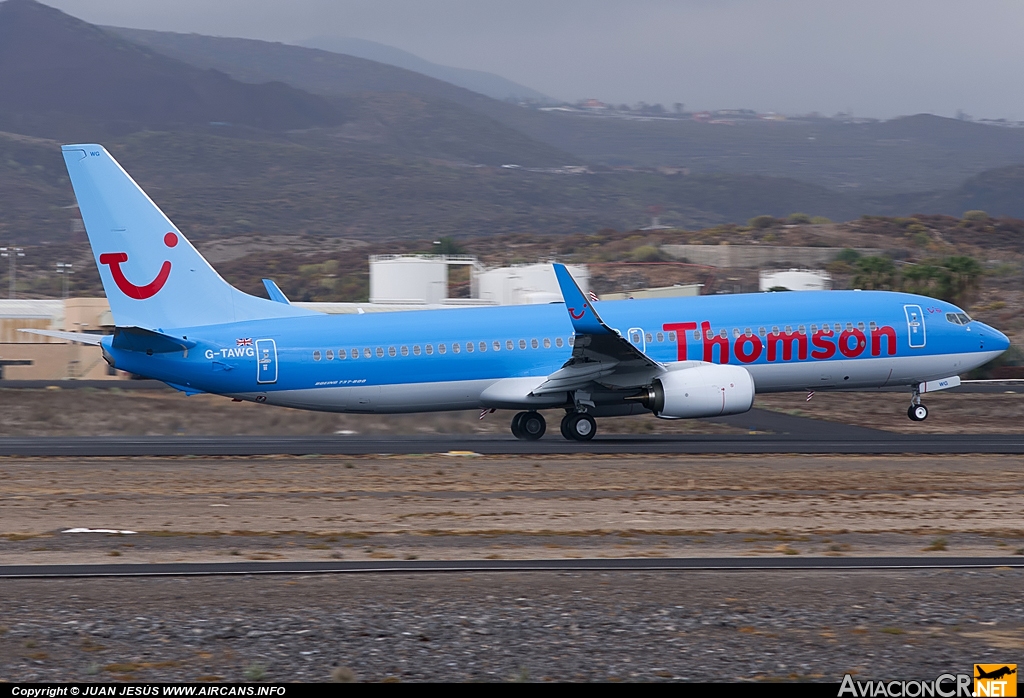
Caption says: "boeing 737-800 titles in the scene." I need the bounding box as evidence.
[27,145,1010,441]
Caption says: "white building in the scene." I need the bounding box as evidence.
[472,263,590,306]
[759,268,833,292]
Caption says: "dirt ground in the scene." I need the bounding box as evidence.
[0,386,1022,436]
[2,453,1022,565]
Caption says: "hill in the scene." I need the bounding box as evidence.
[298,36,554,103]
[0,129,863,243]
[108,26,1024,194]
[0,0,344,139]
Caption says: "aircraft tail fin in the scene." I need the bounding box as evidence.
[61,145,319,329]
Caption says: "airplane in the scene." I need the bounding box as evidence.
[975,666,1016,681]
[26,144,1010,441]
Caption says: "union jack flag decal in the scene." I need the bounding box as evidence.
[236,338,253,346]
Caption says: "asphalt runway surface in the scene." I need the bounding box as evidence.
[3,430,1024,455]
[3,557,1023,578]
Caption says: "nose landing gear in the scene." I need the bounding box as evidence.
[907,387,928,421]
[511,411,546,440]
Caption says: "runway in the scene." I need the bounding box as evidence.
[2,432,1024,455]
[2,557,1022,578]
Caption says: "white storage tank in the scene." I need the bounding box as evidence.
[473,263,590,305]
[369,255,449,304]
[759,268,832,292]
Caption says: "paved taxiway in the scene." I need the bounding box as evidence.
[2,557,1023,578]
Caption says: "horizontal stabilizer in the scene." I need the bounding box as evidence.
[18,329,104,345]
[112,326,196,354]
[262,279,291,304]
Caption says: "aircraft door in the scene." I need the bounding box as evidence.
[627,327,646,353]
[256,338,278,384]
[904,305,926,348]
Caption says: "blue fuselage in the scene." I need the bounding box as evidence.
[103,290,1008,414]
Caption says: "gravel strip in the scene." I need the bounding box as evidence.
[2,569,1021,682]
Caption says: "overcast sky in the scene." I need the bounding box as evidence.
[40,0,1024,120]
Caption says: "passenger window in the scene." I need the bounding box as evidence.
[376,347,385,358]
[519,339,527,350]
[834,323,841,331]
[667,332,675,342]
[387,347,395,357]
[645,333,653,343]
[425,345,433,355]
[810,324,817,332]
[732,328,740,338]
[694,330,701,340]
[413,345,421,356]
[480,341,487,352]
[568,336,575,346]
[439,344,447,354]
[543,338,551,348]
[772,326,779,336]
[845,323,853,331]
[556,337,564,347]
[719,329,727,339]
[313,350,321,361]
[493,340,501,351]
[465,342,473,353]
[401,346,409,356]
[338,349,347,360]
[857,322,865,331]
[453,343,461,354]
[869,322,877,331]
[656,332,664,342]
[745,328,752,336]
[759,327,766,336]
[506,340,514,350]
[326,350,334,360]
[528,339,536,349]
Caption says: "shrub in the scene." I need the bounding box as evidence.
[748,215,779,229]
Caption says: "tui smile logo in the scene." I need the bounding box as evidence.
[568,303,589,320]
[99,232,178,300]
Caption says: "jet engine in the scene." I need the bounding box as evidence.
[634,364,754,419]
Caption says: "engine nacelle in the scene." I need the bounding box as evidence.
[636,364,754,419]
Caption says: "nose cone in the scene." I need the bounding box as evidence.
[982,323,1011,354]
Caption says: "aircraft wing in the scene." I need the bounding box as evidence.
[531,264,664,395]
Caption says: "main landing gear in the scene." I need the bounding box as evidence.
[907,388,929,422]
[510,411,546,440]
[560,411,597,441]
[509,410,599,441]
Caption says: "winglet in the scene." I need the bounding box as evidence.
[553,263,612,335]
[262,279,291,305]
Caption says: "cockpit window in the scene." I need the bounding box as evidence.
[957,312,971,324]
[946,312,973,325]
[946,313,961,325]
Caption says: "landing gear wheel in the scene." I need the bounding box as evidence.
[510,411,526,438]
[518,411,546,440]
[562,412,597,441]
[908,404,928,422]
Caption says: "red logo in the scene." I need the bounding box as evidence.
[569,303,588,320]
[99,232,177,300]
